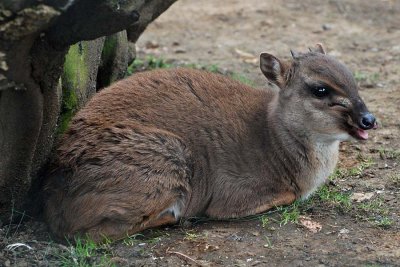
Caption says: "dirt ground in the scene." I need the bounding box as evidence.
[1,0,399,266]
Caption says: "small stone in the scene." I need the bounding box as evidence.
[0,61,8,71]
[322,24,333,31]
[1,10,12,17]
[145,41,159,49]
[174,48,186,54]
[351,192,374,202]
[251,231,260,236]
[227,233,242,242]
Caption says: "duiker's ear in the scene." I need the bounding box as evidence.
[260,53,287,88]
[309,43,326,54]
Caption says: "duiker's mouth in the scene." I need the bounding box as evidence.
[349,127,370,140]
[346,115,378,140]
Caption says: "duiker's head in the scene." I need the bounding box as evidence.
[260,44,377,142]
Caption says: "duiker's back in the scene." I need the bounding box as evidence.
[76,68,271,147]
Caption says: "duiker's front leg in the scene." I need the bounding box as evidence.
[204,178,296,218]
[45,122,192,242]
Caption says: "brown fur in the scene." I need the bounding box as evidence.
[44,46,375,241]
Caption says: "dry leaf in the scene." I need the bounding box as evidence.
[234,48,258,64]
[299,216,322,233]
[350,192,374,202]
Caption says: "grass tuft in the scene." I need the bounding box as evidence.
[276,201,301,226]
[328,168,348,180]
[354,71,380,85]
[126,54,255,86]
[388,173,400,187]
[378,148,400,161]
[183,230,202,241]
[58,237,115,267]
[127,55,172,75]
[122,233,145,247]
[315,185,351,209]
[355,197,393,228]
[260,215,270,228]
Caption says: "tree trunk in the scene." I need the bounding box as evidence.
[0,0,177,222]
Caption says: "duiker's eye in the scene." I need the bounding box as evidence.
[311,87,330,98]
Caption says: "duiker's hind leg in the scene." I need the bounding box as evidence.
[45,122,192,242]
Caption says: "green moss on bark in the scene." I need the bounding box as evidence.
[58,42,89,134]
[57,79,77,135]
[101,35,118,63]
[99,35,118,86]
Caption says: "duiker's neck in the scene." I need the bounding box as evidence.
[264,96,340,198]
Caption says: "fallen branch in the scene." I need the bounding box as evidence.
[167,247,204,266]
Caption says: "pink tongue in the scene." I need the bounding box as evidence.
[356,129,369,140]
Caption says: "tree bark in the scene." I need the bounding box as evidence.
[0,0,177,221]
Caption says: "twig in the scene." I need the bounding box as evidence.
[6,243,33,251]
[14,210,25,236]
[326,224,340,228]
[167,247,203,266]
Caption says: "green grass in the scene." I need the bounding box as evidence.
[348,155,374,176]
[275,201,301,226]
[328,168,348,180]
[260,185,351,227]
[389,173,400,187]
[329,155,374,180]
[259,186,393,231]
[260,215,270,228]
[263,235,273,248]
[311,184,394,228]
[58,237,115,267]
[126,55,255,86]
[315,185,351,209]
[357,198,387,214]
[354,71,380,85]
[258,201,301,228]
[185,63,254,85]
[258,155,383,229]
[56,232,169,266]
[373,216,393,227]
[356,197,393,228]
[122,230,167,249]
[183,230,201,241]
[122,233,145,247]
[378,148,400,161]
[127,55,172,75]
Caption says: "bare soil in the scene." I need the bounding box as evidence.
[1,0,399,266]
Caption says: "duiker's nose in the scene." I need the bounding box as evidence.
[359,113,376,130]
